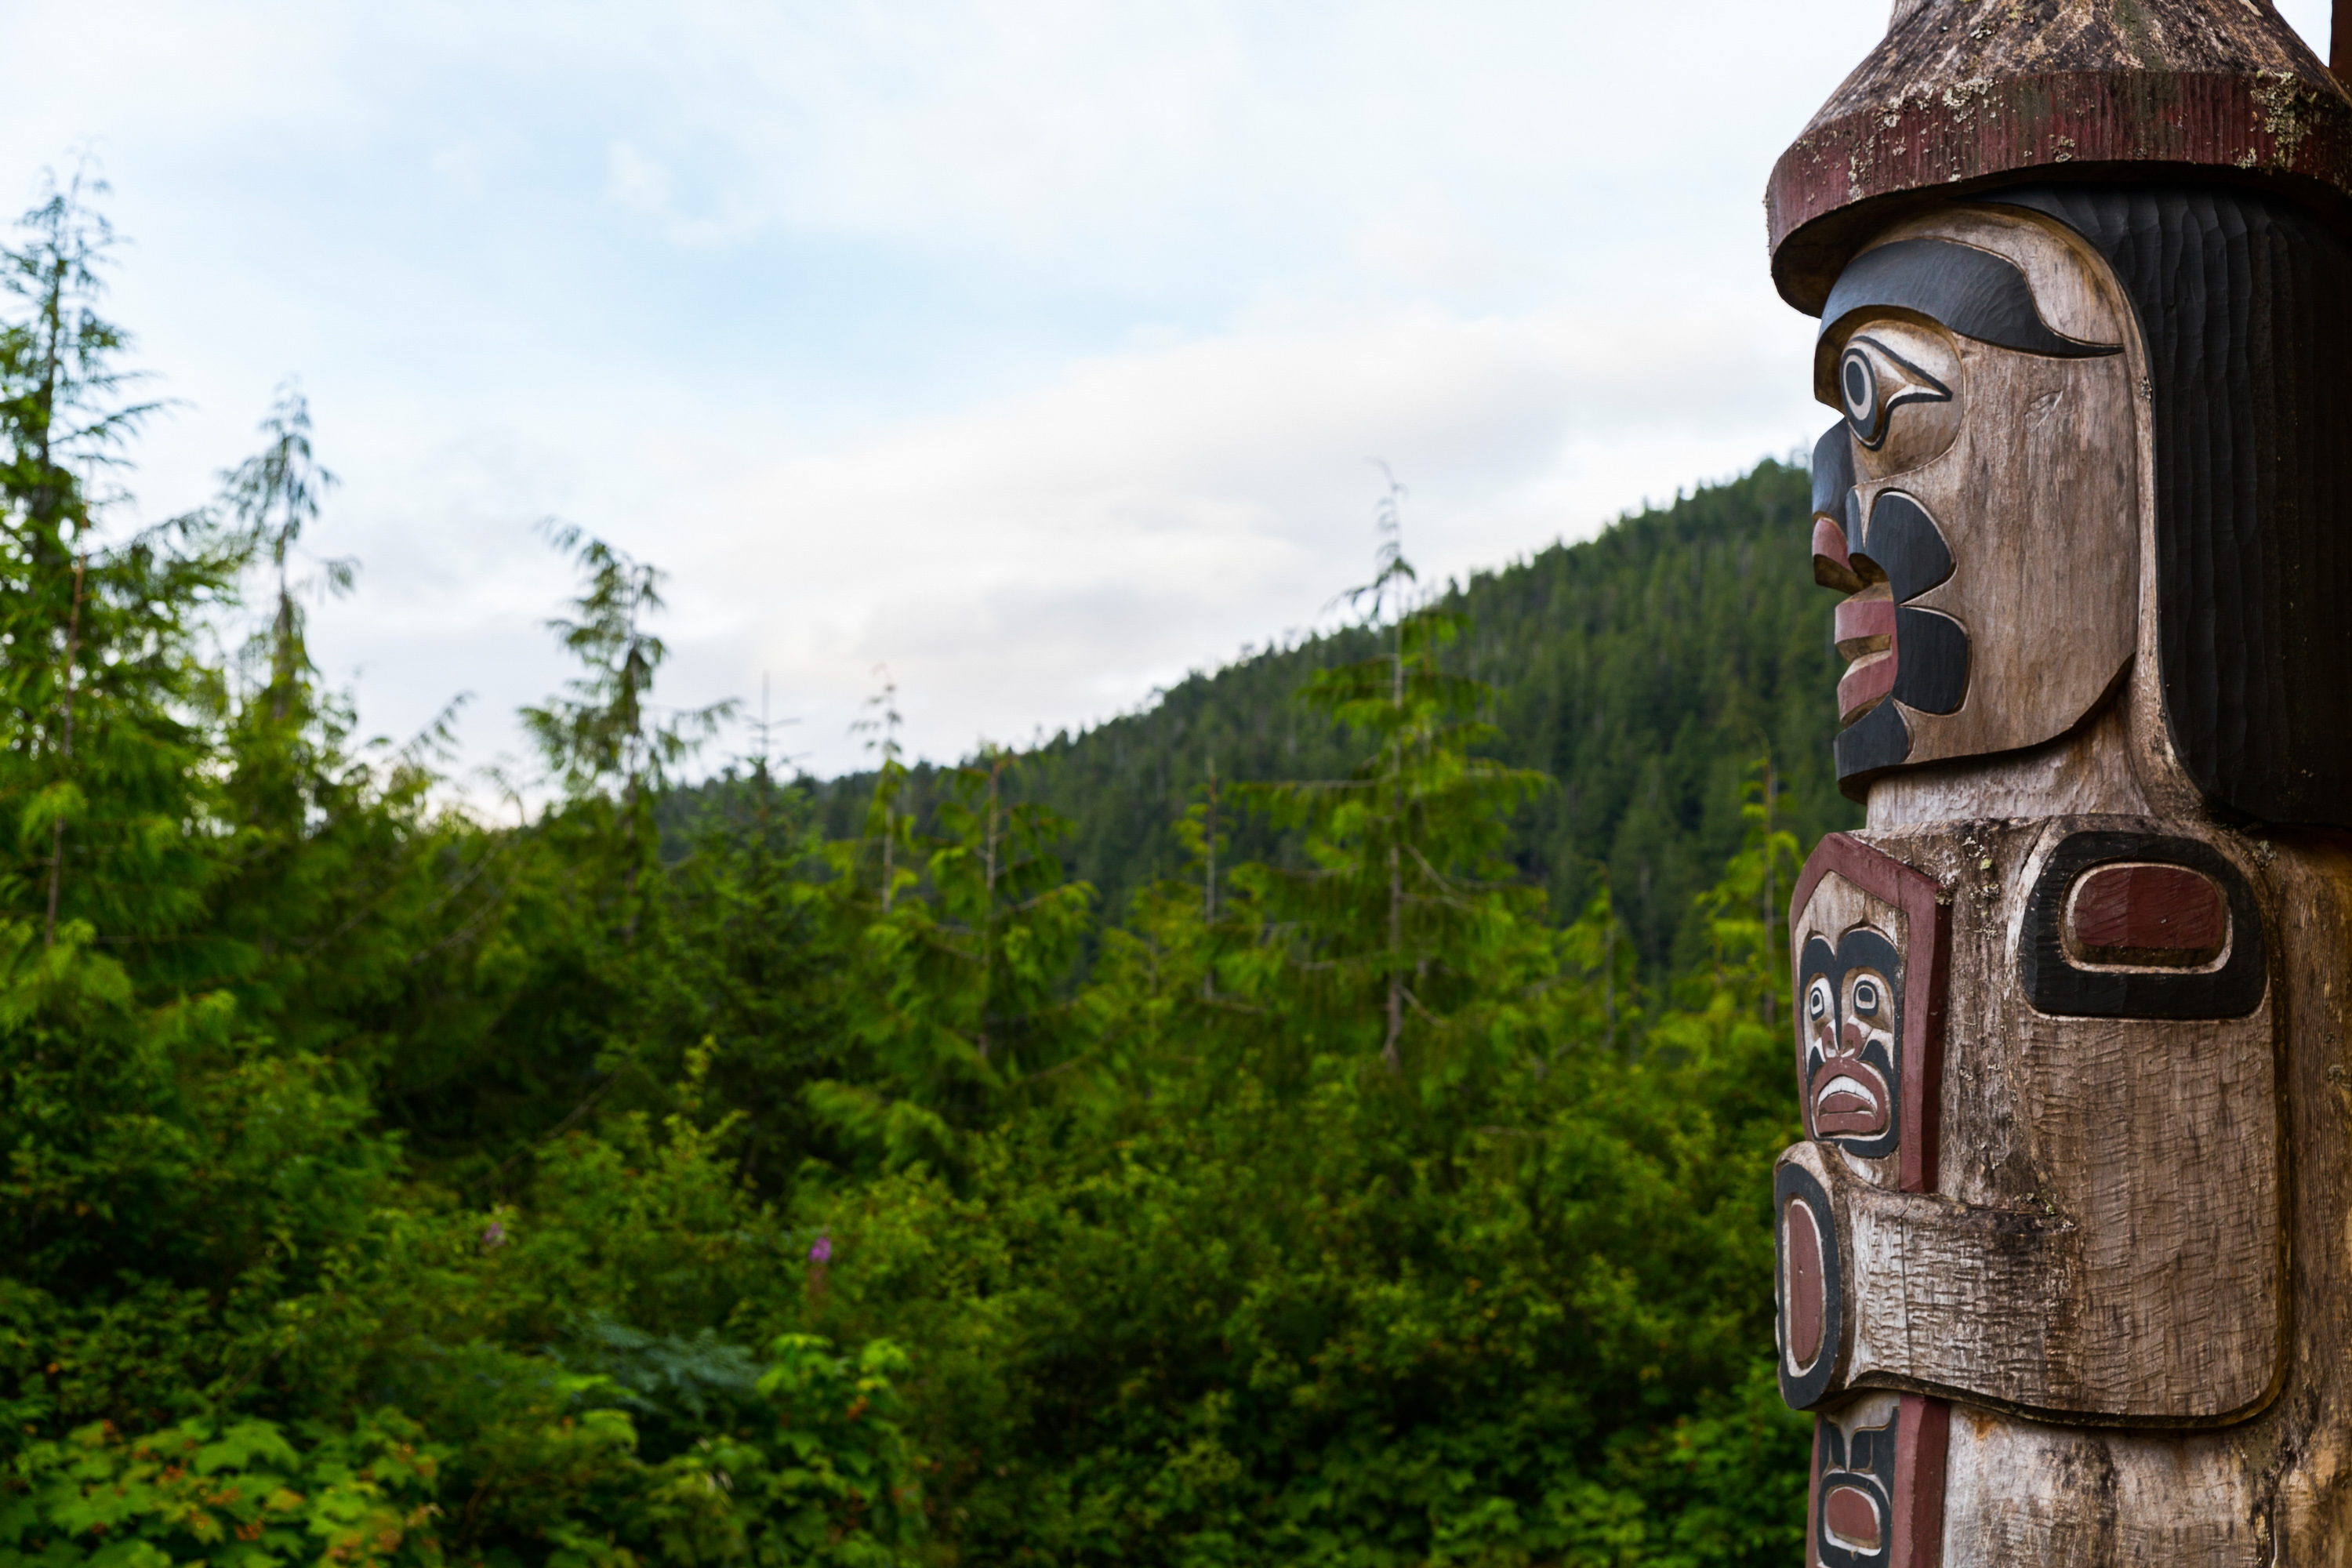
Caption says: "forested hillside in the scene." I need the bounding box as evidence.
[784,464,1857,982]
[2,181,1817,1568]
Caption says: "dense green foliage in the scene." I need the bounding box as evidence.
[1,180,1818,1566]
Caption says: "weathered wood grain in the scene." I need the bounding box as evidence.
[1940,1410,2264,1566]
[1766,0,2352,314]
[1918,833,2352,1564]
[1779,818,2283,1425]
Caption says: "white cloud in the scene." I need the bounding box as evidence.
[604,141,672,216]
[480,290,1820,773]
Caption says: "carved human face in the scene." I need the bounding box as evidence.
[1788,839,1943,1195]
[1809,209,2140,793]
[1802,928,1900,1159]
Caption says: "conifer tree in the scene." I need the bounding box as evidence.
[220,384,347,719]
[1692,753,1803,1021]
[655,688,848,1192]
[522,521,734,913]
[440,524,742,1163]
[0,169,238,985]
[808,745,1094,1170]
[1237,485,1554,1076]
[1558,870,1643,1056]
[845,666,909,912]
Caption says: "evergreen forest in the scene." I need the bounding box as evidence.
[782,460,1856,983]
[2,180,1849,1566]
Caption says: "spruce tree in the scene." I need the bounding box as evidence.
[1235,501,1554,1080]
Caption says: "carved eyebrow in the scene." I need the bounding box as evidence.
[1815,238,2121,365]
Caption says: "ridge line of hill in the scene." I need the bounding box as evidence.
[677,459,1857,979]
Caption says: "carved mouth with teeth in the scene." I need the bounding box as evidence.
[1834,587,1896,727]
[1808,1051,1891,1139]
[1816,491,1966,733]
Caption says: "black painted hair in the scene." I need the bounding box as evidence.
[1994,185,2352,831]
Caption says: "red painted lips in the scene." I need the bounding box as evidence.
[1835,593,1897,727]
[1808,1021,1890,1138]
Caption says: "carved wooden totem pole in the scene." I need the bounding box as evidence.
[1766,2,2352,1562]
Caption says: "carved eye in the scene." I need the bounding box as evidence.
[1807,978,1832,1021]
[1839,335,1953,452]
[1851,977,1882,1015]
[1839,351,1877,430]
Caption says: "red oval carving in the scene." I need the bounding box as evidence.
[1822,1483,1883,1551]
[1784,1197,1824,1370]
[2070,863,2227,965]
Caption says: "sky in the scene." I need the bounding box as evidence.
[1,0,2335,785]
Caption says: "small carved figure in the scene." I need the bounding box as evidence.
[1808,1393,1947,1568]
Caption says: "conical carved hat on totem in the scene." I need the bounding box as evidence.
[1766,0,2352,312]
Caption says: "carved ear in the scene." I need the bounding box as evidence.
[2020,833,2267,1018]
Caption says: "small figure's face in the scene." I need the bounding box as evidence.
[1809,209,2140,793]
[1789,849,1935,1192]
[1812,1394,1902,1568]
[1802,928,1901,1159]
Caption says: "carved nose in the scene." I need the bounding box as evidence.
[1840,1019,1868,1057]
[1810,423,1864,592]
[1813,512,1860,591]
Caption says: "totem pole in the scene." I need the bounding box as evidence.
[1766,2,2352,1562]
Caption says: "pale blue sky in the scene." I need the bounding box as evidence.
[5,0,2334,782]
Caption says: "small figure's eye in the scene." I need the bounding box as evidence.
[1839,335,1953,451]
[1807,979,1831,1020]
[1852,978,1882,1014]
